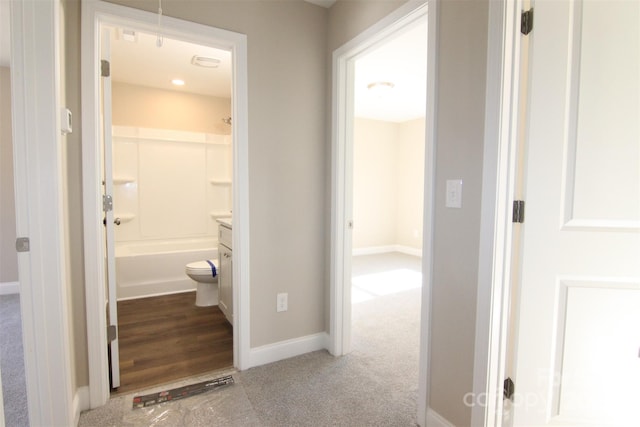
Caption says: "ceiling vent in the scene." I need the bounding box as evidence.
[118,28,138,43]
[191,55,221,68]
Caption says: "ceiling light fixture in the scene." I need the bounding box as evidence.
[367,81,395,92]
[171,79,185,86]
[191,55,221,68]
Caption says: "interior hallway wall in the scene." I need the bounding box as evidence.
[0,67,18,285]
[429,0,489,425]
[61,0,89,391]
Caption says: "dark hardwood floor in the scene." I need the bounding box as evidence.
[114,291,233,394]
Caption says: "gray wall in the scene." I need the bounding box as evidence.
[60,0,89,390]
[0,66,18,284]
[429,1,489,424]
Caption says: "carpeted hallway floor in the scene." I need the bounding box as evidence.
[3,252,422,426]
[0,294,29,427]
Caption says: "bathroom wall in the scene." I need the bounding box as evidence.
[352,117,425,254]
[0,66,18,286]
[112,82,231,135]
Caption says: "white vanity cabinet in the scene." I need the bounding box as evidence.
[218,222,233,325]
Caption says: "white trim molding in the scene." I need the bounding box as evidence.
[81,0,250,408]
[0,282,19,295]
[249,332,330,368]
[72,386,90,425]
[352,245,422,257]
[472,0,524,426]
[10,0,74,425]
[427,408,456,427]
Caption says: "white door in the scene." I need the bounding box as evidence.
[101,27,121,389]
[513,1,640,426]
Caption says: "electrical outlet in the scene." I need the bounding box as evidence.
[277,293,288,312]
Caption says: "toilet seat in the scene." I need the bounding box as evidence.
[186,259,218,275]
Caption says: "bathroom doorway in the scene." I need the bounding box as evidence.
[100,25,233,392]
[101,26,234,393]
[82,1,250,406]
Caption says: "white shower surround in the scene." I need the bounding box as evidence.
[112,126,231,299]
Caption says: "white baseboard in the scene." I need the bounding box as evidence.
[117,278,198,301]
[0,281,19,295]
[248,332,329,368]
[352,245,422,258]
[427,408,455,427]
[73,386,90,425]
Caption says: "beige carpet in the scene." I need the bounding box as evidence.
[0,294,29,427]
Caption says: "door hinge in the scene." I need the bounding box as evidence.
[103,194,113,212]
[521,9,534,35]
[513,200,525,223]
[16,237,30,253]
[107,325,117,342]
[101,59,110,77]
[504,377,515,400]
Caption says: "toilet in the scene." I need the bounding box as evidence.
[185,259,219,307]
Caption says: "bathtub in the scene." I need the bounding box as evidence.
[115,238,218,300]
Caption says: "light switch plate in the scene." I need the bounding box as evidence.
[446,179,463,208]
[61,107,72,135]
[277,293,288,312]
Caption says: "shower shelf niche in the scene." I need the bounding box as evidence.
[210,212,232,219]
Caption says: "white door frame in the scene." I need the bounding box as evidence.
[81,0,250,408]
[9,0,74,425]
[330,1,435,425]
[471,0,524,425]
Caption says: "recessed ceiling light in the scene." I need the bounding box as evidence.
[171,79,185,86]
[191,55,221,68]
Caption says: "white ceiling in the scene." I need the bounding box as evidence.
[354,19,428,122]
[109,17,428,123]
[108,27,232,99]
[2,5,427,123]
